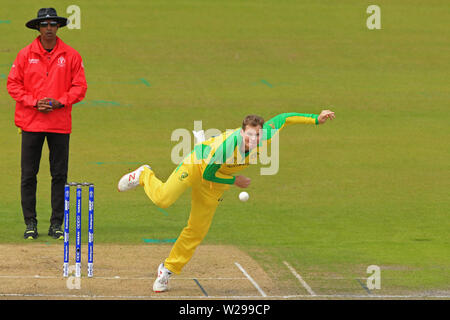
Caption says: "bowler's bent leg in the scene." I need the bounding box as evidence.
[139,164,193,209]
[164,183,229,274]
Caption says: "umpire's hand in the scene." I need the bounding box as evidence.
[36,98,52,114]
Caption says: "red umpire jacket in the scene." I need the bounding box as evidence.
[7,36,87,134]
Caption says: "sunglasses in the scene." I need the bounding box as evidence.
[39,21,58,27]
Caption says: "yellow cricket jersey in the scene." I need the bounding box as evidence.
[184,113,319,185]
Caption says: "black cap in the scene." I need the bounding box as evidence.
[25,8,68,30]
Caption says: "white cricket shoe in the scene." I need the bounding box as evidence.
[117,165,151,192]
[153,263,172,293]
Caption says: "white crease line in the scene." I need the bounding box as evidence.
[234,262,267,297]
[283,261,316,296]
[0,275,246,281]
[1,293,449,299]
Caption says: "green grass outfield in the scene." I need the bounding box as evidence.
[0,0,449,296]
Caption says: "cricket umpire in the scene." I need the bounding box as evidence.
[7,8,87,239]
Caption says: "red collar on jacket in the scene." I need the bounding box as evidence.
[30,36,68,55]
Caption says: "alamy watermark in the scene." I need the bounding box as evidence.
[170,120,280,175]
[366,5,381,30]
[65,5,382,31]
[65,265,81,290]
[367,265,381,290]
[67,5,81,29]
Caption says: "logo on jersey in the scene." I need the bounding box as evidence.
[179,172,189,181]
[57,56,66,67]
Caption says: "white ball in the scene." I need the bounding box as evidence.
[239,191,249,202]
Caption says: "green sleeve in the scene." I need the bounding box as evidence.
[265,112,318,129]
[203,163,236,185]
[262,112,319,142]
[202,132,239,185]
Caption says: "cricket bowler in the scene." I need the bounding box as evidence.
[118,109,335,292]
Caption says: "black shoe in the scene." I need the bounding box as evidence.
[48,224,64,240]
[24,222,38,240]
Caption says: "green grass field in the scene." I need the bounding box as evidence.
[1,0,449,297]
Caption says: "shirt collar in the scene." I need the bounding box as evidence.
[30,36,66,55]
